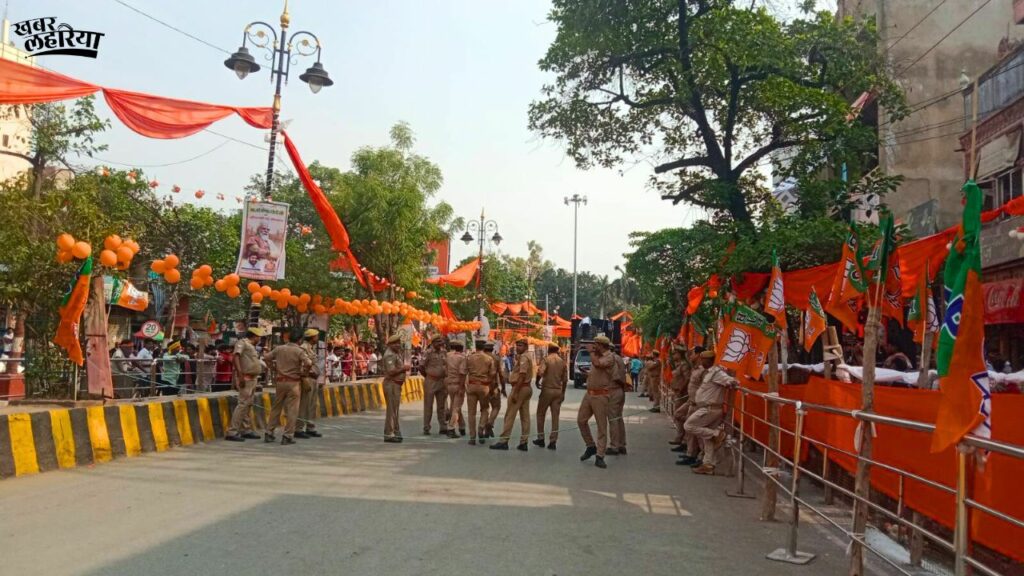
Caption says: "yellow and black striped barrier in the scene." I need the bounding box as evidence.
[0,376,425,479]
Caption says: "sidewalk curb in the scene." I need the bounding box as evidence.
[0,376,424,479]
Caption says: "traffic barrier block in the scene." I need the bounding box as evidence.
[0,376,424,480]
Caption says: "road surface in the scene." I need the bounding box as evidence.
[0,387,867,575]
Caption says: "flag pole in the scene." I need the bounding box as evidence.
[760,339,780,522]
[849,232,887,576]
[916,262,933,389]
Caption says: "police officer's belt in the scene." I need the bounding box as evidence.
[468,379,490,386]
[696,402,724,409]
[586,388,610,396]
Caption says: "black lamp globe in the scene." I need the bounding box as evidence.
[299,61,334,93]
[224,46,260,80]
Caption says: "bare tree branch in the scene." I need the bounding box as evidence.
[654,156,713,174]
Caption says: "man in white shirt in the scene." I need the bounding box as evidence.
[130,339,156,397]
[368,350,379,375]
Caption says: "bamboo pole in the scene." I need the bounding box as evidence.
[760,342,780,522]
[917,331,934,389]
[849,270,885,576]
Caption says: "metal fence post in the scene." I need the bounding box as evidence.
[954,446,969,576]
[727,391,755,499]
[767,405,815,565]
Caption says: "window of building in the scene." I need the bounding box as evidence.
[998,168,1023,207]
[12,106,19,119]
[1,134,8,148]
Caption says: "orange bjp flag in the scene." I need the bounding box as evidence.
[764,250,786,329]
[825,226,867,332]
[53,256,93,366]
[803,287,828,353]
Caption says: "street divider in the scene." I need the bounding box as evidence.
[0,376,425,479]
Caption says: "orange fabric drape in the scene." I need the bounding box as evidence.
[686,285,705,315]
[490,302,509,315]
[0,58,99,103]
[281,131,351,253]
[731,272,770,302]
[736,376,1024,562]
[897,229,953,297]
[425,258,480,288]
[506,303,523,315]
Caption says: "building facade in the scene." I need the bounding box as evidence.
[839,0,1024,236]
[0,19,34,183]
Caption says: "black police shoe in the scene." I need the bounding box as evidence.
[516,443,528,452]
[264,433,276,443]
[547,442,557,450]
[281,436,296,445]
[225,435,245,442]
[532,438,545,448]
[595,456,607,469]
[294,431,310,439]
[489,442,509,451]
[242,432,261,440]
[306,430,322,438]
[580,446,597,461]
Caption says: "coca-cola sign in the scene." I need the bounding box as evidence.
[983,277,1024,324]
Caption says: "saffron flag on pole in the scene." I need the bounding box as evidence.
[931,180,992,453]
[866,211,905,327]
[803,287,828,353]
[826,225,868,332]
[907,262,939,345]
[715,304,776,378]
[764,250,787,329]
[53,256,93,366]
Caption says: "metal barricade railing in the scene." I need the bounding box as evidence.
[724,385,1024,576]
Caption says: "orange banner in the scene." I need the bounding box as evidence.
[735,376,1024,562]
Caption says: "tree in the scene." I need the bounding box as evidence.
[529,0,905,223]
[0,97,109,199]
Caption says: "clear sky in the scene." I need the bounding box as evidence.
[10,0,711,277]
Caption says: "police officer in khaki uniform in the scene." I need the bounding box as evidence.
[444,341,468,435]
[484,341,505,439]
[462,339,495,444]
[533,344,566,449]
[226,327,265,442]
[683,355,737,474]
[606,347,629,455]
[578,334,614,468]
[676,349,709,462]
[421,335,448,435]
[265,328,309,445]
[666,347,690,444]
[490,338,534,451]
[381,334,410,442]
[296,329,323,438]
[644,351,663,413]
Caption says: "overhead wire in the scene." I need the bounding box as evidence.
[897,0,994,75]
[111,0,231,54]
[884,0,949,52]
[90,140,232,168]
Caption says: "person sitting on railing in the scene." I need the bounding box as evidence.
[683,353,737,475]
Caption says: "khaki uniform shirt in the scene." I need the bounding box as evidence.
[611,353,628,389]
[444,351,467,386]
[422,348,447,381]
[670,362,689,393]
[644,360,662,386]
[509,351,535,388]
[539,353,567,391]
[694,365,736,407]
[466,351,496,386]
[586,350,615,392]
[268,343,308,381]
[687,365,706,401]
[300,342,319,378]
[234,338,262,377]
[490,352,506,386]
[381,348,406,385]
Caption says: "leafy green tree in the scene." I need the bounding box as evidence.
[529,0,905,223]
[0,97,109,198]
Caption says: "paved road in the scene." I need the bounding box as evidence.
[0,387,863,576]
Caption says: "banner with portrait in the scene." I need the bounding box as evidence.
[236,200,289,280]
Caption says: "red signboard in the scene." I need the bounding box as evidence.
[983,277,1024,324]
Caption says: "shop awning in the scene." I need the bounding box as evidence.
[977,129,1021,181]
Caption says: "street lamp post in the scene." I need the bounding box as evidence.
[460,209,502,337]
[224,0,333,199]
[564,194,587,318]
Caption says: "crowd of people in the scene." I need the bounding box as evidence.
[109,327,739,473]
